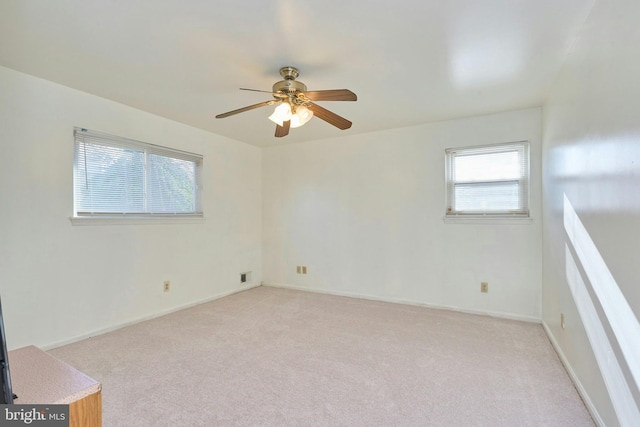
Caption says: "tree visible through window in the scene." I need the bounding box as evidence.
[73,128,203,218]
[445,142,529,218]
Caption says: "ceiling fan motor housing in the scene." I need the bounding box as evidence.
[273,66,307,94]
[272,79,307,93]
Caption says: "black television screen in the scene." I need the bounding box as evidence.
[0,295,14,404]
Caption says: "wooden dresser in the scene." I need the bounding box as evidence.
[8,345,102,427]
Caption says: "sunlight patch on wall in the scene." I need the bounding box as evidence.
[553,139,636,178]
[564,194,640,425]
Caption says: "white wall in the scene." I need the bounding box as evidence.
[263,108,542,320]
[542,0,640,425]
[0,66,262,350]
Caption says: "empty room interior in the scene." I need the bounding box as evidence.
[0,0,639,426]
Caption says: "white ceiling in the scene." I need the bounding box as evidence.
[0,0,594,147]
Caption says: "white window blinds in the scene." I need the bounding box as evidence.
[445,142,529,217]
[73,128,203,218]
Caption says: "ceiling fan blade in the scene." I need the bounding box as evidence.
[240,88,288,100]
[303,89,357,102]
[215,100,277,119]
[239,88,275,94]
[307,103,352,130]
[275,120,290,138]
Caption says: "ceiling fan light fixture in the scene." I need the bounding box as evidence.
[290,105,314,128]
[216,66,356,137]
[268,103,292,126]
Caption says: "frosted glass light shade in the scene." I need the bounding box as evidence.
[290,105,314,128]
[268,103,292,126]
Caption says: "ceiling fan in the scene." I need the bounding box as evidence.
[215,66,357,138]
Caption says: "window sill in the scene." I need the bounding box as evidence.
[70,216,205,226]
[443,216,533,225]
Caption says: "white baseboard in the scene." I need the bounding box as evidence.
[42,282,261,351]
[542,321,604,427]
[263,282,541,323]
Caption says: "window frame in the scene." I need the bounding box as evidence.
[444,141,530,221]
[72,128,204,224]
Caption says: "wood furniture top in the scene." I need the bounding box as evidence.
[8,345,101,404]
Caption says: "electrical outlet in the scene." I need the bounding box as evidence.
[163,281,170,292]
[302,266,307,274]
[561,313,565,329]
[480,282,488,293]
[296,266,301,274]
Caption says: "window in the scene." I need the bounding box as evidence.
[445,141,529,218]
[73,128,203,219]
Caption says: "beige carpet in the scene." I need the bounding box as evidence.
[49,286,594,426]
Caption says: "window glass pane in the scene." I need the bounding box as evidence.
[76,143,145,213]
[454,150,521,181]
[454,181,520,211]
[147,154,196,213]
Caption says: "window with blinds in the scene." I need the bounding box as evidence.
[445,141,529,218]
[73,128,203,218]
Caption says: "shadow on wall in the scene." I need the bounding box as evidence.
[563,194,640,425]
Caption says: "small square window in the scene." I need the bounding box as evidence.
[445,141,530,218]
